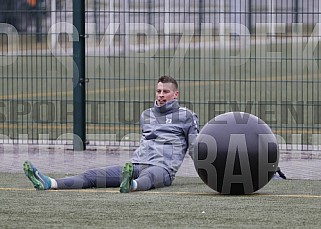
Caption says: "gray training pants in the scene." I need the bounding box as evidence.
[55,164,172,191]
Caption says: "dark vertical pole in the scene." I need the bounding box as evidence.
[248,0,252,34]
[148,0,152,26]
[73,0,86,150]
[199,0,204,35]
[294,0,299,23]
[36,0,42,42]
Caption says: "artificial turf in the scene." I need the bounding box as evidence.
[0,173,320,228]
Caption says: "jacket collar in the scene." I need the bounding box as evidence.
[154,99,180,114]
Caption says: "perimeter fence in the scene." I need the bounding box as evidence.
[0,0,321,150]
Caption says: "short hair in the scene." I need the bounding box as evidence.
[157,75,178,90]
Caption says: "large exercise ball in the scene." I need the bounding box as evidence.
[193,112,279,194]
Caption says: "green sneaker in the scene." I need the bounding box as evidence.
[23,161,51,190]
[119,162,134,193]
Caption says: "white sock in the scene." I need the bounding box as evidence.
[131,180,137,191]
[50,178,57,189]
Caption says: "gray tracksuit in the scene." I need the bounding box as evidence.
[131,99,199,180]
[55,99,199,190]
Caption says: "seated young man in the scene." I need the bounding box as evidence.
[23,75,199,193]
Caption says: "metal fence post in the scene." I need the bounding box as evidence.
[199,0,204,35]
[73,0,86,150]
[248,0,252,34]
[36,0,42,42]
[294,0,299,23]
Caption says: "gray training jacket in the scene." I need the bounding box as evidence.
[131,99,199,180]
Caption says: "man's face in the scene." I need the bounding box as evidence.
[156,82,179,106]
